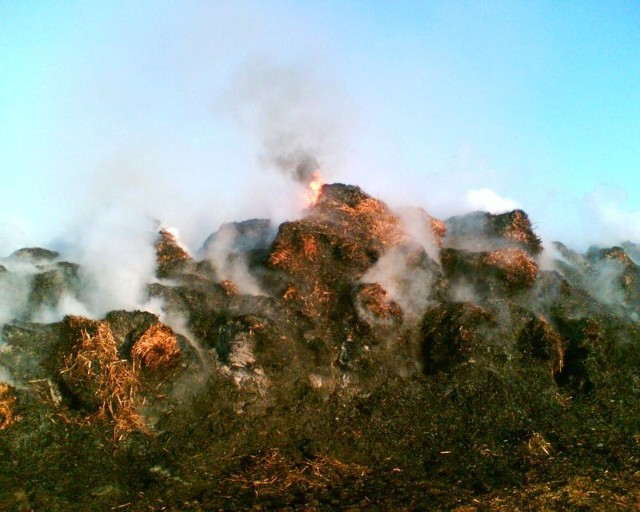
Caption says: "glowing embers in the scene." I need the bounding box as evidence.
[303,170,324,207]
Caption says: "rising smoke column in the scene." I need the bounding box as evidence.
[222,60,350,187]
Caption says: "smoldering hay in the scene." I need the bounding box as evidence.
[0,179,639,510]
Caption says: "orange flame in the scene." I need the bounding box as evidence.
[303,171,324,207]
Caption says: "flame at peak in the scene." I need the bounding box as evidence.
[303,171,324,207]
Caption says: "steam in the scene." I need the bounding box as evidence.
[223,60,349,184]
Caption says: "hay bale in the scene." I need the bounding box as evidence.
[483,247,539,290]
[586,246,634,266]
[27,262,81,313]
[131,323,181,370]
[445,209,542,254]
[155,228,191,278]
[0,382,16,430]
[202,219,275,254]
[441,247,538,294]
[59,316,147,440]
[311,184,406,251]
[396,206,447,250]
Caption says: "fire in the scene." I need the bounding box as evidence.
[303,171,324,207]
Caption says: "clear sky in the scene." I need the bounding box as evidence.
[2,0,640,253]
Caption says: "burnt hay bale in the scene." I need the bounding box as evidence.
[105,310,160,355]
[441,247,538,294]
[420,302,495,374]
[201,218,275,254]
[552,317,602,394]
[268,184,407,319]
[351,282,403,328]
[445,209,542,254]
[484,247,539,290]
[27,262,81,313]
[517,315,565,375]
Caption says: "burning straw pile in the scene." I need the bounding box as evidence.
[312,184,406,251]
[59,316,147,441]
[269,184,409,317]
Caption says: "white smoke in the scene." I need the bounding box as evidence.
[204,225,265,296]
[466,188,520,214]
[61,207,158,318]
[361,246,434,322]
[587,192,640,245]
[0,264,33,325]
[395,206,441,262]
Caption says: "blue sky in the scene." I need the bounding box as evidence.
[1,0,640,252]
